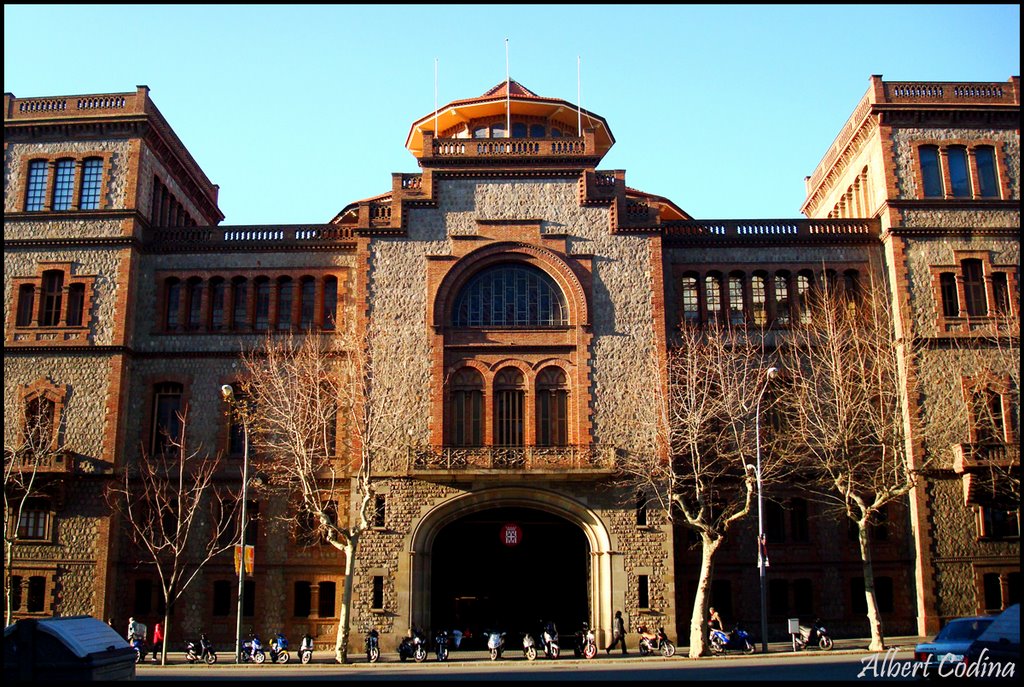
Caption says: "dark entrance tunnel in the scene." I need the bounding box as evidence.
[430,506,589,647]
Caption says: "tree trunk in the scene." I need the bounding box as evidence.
[335,535,359,663]
[688,532,721,658]
[857,519,886,651]
[161,607,171,666]
[5,541,14,627]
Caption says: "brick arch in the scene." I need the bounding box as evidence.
[431,242,589,328]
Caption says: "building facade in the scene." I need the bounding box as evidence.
[3,76,1019,650]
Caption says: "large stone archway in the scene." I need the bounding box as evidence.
[397,486,615,644]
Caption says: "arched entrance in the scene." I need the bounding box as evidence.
[402,487,614,646]
[430,506,588,646]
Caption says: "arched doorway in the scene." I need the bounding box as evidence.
[430,506,589,646]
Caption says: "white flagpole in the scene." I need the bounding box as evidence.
[577,55,582,137]
[505,38,511,137]
[434,58,439,139]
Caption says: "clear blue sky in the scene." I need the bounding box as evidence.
[4,4,1019,223]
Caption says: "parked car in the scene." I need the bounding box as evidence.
[914,616,994,677]
[964,604,1019,680]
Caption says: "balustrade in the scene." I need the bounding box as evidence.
[428,136,589,159]
[664,218,879,240]
[407,444,617,472]
[148,224,354,249]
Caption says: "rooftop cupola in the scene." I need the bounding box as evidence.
[405,80,615,167]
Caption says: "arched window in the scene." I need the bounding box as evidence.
[728,273,745,326]
[23,394,56,451]
[16,284,35,327]
[491,123,507,139]
[536,367,568,446]
[948,146,971,198]
[231,277,248,330]
[796,271,814,324]
[151,382,183,455]
[449,368,483,447]
[919,145,942,197]
[79,157,103,210]
[550,127,562,138]
[51,159,75,211]
[25,160,49,211]
[751,273,767,326]
[299,277,316,330]
[322,276,338,330]
[473,126,489,139]
[774,272,791,326]
[975,146,999,198]
[493,368,524,447]
[186,277,203,331]
[705,273,722,323]
[40,270,64,327]
[529,124,546,138]
[680,274,700,325]
[511,122,528,138]
[452,263,567,328]
[208,277,225,331]
[277,276,293,330]
[164,278,181,331]
[254,277,271,331]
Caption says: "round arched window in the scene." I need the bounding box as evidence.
[452,263,568,327]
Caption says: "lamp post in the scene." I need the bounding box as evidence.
[220,384,249,665]
[753,367,778,654]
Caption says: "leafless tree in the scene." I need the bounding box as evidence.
[4,388,66,626]
[618,323,779,657]
[776,276,919,652]
[238,326,415,663]
[105,405,239,665]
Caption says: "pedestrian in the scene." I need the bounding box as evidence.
[151,621,164,661]
[708,606,723,632]
[127,616,140,642]
[605,610,627,654]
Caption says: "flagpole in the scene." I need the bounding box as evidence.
[577,55,582,137]
[505,38,511,137]
[434,58,439,139]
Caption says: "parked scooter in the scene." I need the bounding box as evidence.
[269,632,290,663]
[540,622,560,659]
[299,634,314,664]
[637,626,676,657]
[486,631,507,660]
[398,628,427,662]
[573,622,598,659]
[522,632,538,661]
[185,634,218,664]
[794,619,834,651]
[709,624,755,654]
[434,629,450,661]
[241,634,266,663]
[364,629,380,663]
[129,634,146,664]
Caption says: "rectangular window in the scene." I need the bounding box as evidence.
[975,147,999,198]
[705,275,722,322]
[774,274,790,325]
[294,581,312,617]
[948,147,971,198]
[638,574,650,609]
[79,158,103,209]
[939,272,960,317]
[728,275,745,325]
[26,576,46,613]
[209,280,225,330]
[16,285,35,327]
[980,506,1019,540]
[318,581,336,617]
[373,495,386,528]
[371,576,384,610]
[919,146,943,197]
[961,259,987,317]
[212,580,231,616]
[254,280,270,331]
[322,277,337,330]
[991,273,1010,315]
[300,278,315,330]
[66,284,85,326]
[232,279,247,330]
[751,275,767,326]
[26,160,49,211]
[18,504,49,540]
[51,159,75,211]
[40,271,64,327]
[277,279,293,330]
[681,276,699,324]
[636,492,648,527]
[152,383,183,455]
[187,281,203,330]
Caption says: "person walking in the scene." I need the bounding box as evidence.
[150,621,164,661]
[605,610,627,655]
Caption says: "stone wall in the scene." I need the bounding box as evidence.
[891,128,1020,201]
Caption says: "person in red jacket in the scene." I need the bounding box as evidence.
[151,622,164,661]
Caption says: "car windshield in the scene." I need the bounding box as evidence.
[935,619,993,642]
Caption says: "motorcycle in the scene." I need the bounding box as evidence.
[434,629,450,662]
[638,626,676,657]
[486,631,506,660]
[269,632,290,664]
[129,635,145,664]
[573,622,598,659]
[241,634,266,664]
[299,635,314,664]
[522,632,538,661]
[709,624,755,654]
[185,635,218,664]
[364,629,379,663]
[398,629,427,662]
[794,619,834,651]
[541,624,560,659]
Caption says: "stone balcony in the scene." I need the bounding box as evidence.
[401,444,618,481]
[5,448,76,474]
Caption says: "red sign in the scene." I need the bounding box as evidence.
[501,523,522,547]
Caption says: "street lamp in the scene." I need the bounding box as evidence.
[220,384,249,665]
[753,366,778,654]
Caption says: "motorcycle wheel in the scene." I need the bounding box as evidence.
[709,636,724,654]
[661,641,676,658]
[639,640,651,656]
[819,636,833,651]
[550,645,560,659]
[368,646,379,663]
[277,651,290,664]
[254,651,266,664]
[135,650,143,664]
[526,646,537,661]
[414,647,427,663]
[205,653,217,665]
[490,648,499,661]
[743,640,755,654]
[584,643,597,660]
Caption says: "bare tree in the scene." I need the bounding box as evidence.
[105,405,239,665]
[238,326,414,663]
[618,323,778,657]
[777,277,919,652]
[4,389,66,626]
